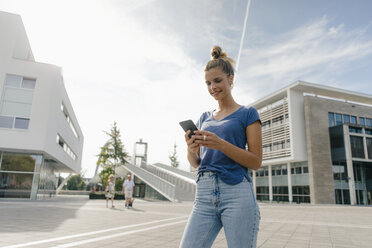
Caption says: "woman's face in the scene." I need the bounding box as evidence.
[205,67,233,100]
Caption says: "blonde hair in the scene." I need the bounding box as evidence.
[204,46,235,76]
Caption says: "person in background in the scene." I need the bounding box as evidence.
[179,46,262,248]
[122,174,135,208]
[105,174,115,208]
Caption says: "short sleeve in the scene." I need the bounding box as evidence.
[245,107,261,127]
[196,112,207,129]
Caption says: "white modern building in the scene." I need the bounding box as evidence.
[249,81,372,205]
[0,11,83,199]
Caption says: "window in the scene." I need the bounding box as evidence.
[335,113,342,125]
[350,136,365,158]
[360,117,365,126]
[14,118,30,129]
[60,103,79,139]
[295,167,302,174]
[0,75,35,130]
[328,112,335,127]
[282,165,288,175]
[351,116,357,124]
[366,129,372,135]
[367,138,372,159]
[262,120,270,131]
[272,116,284,127]
[303,167,309,174]
[366,118,372,127]
[343,115,350,123]
[56,134,77,160]
[0,116,14,128]
[349,127,362,134]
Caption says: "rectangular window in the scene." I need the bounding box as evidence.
[343,115,350,123]
[366,118,372,127]
[282,165,288,175]
[1,74,35,130]
[5,75,22,87]
[367,138,372,159]
[335,113,342,125]
[14,118,30,129]
[0,153,37,172]
[21,79,36,89]
[56,134,77,160]
[0,172,33,198]
[295,167,302,174]
[303,167,309,174]
[360,117,365,126]
[329,112,335,127]
[350,136,365,158]
[0,116,14,128]
[349,127,362,134]
[351,116,357,124]
[271,169,276,176]
[61,103,79,139]
[366,129,372,135]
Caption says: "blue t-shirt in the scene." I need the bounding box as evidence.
[196,106,261,185]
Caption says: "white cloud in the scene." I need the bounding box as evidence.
[235,17,372,100]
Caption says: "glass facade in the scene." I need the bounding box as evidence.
[333,161,350,204]
[350,136,365,158]
[0,152,42,198]
[353,162,372,205]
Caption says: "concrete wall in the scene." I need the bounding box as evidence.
[304,96,336,204]
[304,96,372,204]
[288,89,308,162]
[0,11,83,173]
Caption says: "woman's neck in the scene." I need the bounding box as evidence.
[217,96,239,112]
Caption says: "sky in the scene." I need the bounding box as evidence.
[1,0,372,177]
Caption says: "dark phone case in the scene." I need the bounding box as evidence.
[179,120,198,138]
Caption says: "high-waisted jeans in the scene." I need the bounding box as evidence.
[179,172,260,248]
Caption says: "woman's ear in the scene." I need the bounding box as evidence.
[229,75,234,88]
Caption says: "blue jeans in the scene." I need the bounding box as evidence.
[180,172,260,248]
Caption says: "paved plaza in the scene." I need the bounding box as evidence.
[1,195,372,248]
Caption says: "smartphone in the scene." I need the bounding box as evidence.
[179,120,198,139]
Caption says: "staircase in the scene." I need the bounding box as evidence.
[115,162,196,202]
[144,163,196,201]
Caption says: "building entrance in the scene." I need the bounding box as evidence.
[353,162,372,205]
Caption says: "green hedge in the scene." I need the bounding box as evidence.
[89,192,125,200]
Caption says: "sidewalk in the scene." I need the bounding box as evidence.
[0,195,371,248]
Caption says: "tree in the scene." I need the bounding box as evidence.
[97,122,129,186]
[66,174,86,190]
[169,142,179,168]
[98,166,114,190]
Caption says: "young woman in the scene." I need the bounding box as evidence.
[179,46,262,248]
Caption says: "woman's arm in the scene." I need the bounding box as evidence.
[194,121,262,170]
[185,130,201,168]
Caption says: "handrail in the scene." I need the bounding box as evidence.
[116,163,177,202]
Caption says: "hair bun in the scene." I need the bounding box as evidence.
[211,46,227,60]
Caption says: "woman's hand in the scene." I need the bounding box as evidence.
[185,130,200,154]
[193,130,224,150]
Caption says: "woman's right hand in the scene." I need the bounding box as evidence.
[185,130,200,155]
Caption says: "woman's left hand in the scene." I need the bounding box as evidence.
[193,130,224,150]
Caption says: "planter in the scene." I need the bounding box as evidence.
[89,192,125,200]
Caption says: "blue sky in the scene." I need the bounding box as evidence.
[1,0,372,177]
